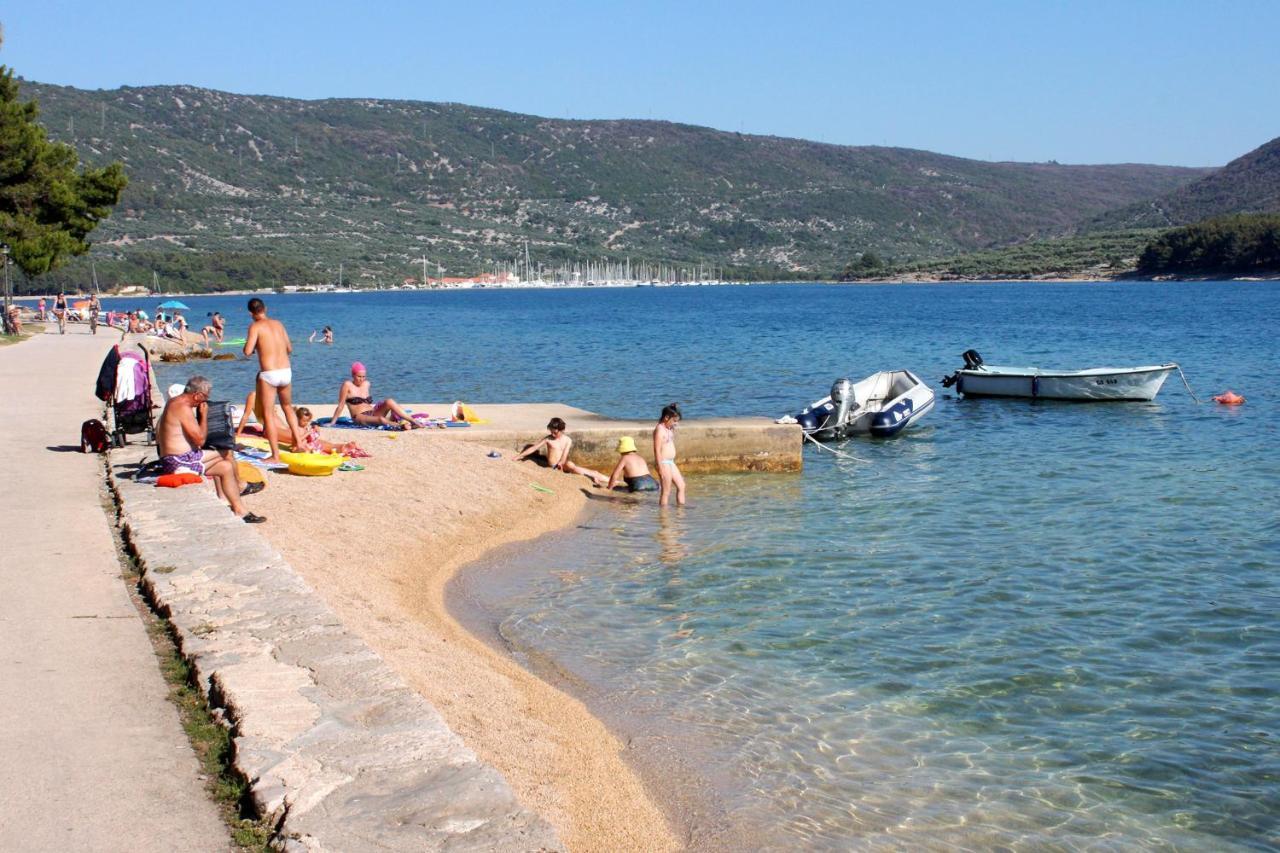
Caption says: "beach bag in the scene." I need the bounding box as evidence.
[236,461,265,484]
[80,419,111,453]
[94,346,121,401]
[201,401,237,451]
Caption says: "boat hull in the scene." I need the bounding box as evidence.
[794,370,935,440]
[955,364,1176,401]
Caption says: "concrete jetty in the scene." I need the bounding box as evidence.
[306,402,803,473]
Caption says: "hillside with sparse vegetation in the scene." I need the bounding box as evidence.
[15,79,1211,292]
[1085,136,1280,231]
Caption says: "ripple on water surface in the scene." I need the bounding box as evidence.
[148,282,1278,848]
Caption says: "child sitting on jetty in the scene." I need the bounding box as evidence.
[606,436,658,492]
[515,417,608,487]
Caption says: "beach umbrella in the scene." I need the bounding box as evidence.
[157,299,190,310]
[136,310,149,319]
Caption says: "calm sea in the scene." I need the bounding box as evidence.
[128,282,1277,849]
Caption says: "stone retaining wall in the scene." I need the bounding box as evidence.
[106,448,559,852]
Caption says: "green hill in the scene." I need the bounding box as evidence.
[839,230,1162,281]
[1136,213,1280,276]
[1086,136,1280,231]
[17,79,1211,291]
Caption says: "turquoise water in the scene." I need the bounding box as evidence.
[136,282,1279,848]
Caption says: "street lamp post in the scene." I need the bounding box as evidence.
[1,246,10,335]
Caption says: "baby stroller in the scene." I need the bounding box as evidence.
[95,344,157,447]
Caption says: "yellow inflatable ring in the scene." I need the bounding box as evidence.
[279,451,344,476]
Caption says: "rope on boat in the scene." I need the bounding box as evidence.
[802,430,865,463]
[1175,365,1201,404]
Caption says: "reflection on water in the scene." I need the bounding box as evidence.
[657,510,691,567]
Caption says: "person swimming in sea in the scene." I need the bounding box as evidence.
[309,325,333,344]
[653,403,686,506]
[606,435,658,493]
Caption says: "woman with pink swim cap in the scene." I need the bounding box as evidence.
[331,361,422,429]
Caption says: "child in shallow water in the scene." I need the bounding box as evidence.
[653,403,686,506]
[606,436,658,492]
[294,407,371,457]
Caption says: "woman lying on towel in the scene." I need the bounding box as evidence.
[331,361,423,429]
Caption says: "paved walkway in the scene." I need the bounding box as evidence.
[0,326,227,851]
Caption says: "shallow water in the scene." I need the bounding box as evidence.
[137,281,1279,848]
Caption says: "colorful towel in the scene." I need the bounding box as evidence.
[315,416,471,430]
[234,447,288,470]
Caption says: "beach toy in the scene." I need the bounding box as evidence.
[236,461,265,484]
[531,483,555,494]
[279,451,345,476]
[215,337,247,346]
[156,472,203,488]
[451,401,489,424]
[1212,390,1245,405]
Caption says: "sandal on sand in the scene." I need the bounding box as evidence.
[240,481,265,496]
[242,512,267,524]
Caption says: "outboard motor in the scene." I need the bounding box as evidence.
[943,349,984,389]
[831,378,856,431]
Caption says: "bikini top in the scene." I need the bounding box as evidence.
[347,396,373,406]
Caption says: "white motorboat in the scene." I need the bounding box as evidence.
[941,350,1177,401]
[782,370,935,440]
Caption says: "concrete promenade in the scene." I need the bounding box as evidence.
[0,326,227,851]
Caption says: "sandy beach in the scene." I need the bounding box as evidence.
[245,426,679,852]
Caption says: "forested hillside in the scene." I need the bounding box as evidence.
[18,79,1210,291]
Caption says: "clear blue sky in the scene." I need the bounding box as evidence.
[4,1,1277,166]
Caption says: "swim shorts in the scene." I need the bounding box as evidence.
[161,448,205,476]
[626,474,659,492]
[259,368,292,387]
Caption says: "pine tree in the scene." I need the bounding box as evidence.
[1,64,127,323]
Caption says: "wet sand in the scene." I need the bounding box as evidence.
[247,426,679,852]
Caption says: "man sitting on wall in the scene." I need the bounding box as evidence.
[156,375,266,524]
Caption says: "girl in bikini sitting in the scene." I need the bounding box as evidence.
[331,361,422,429]
[294,408,370,457]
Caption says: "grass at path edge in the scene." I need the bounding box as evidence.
[102,480,275,850]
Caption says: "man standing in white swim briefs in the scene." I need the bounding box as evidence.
[244,297,305,463]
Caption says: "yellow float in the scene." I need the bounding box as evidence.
[279,451,345,476]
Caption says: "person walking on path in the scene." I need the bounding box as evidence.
[53,291,68,334]
[244,297,304,463]
[88,293,101,335]
[653,403,687,507]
